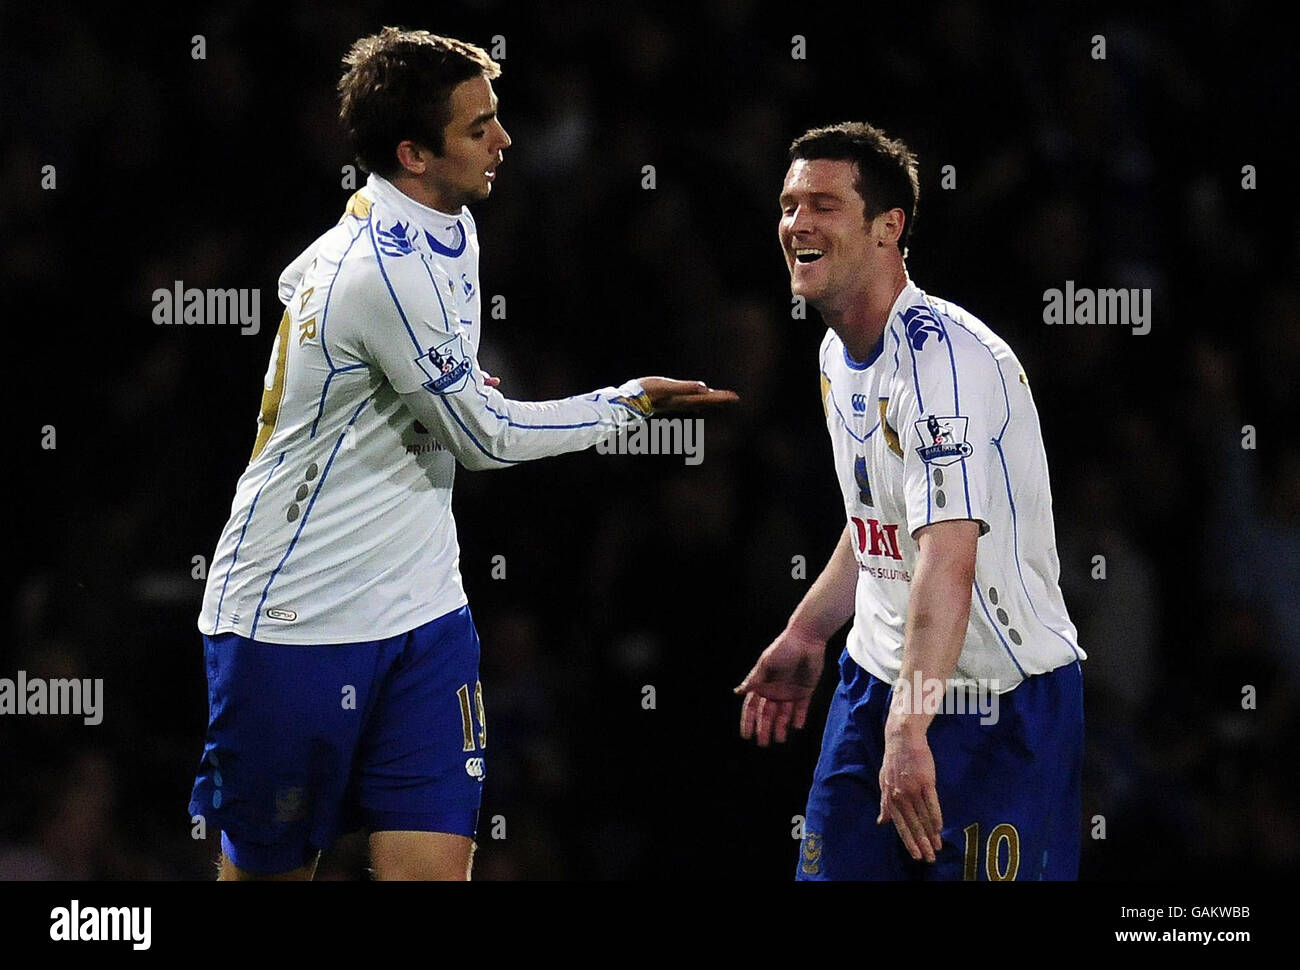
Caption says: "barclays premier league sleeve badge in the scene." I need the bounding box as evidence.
[417,334,472,394]
[913,414,973,465]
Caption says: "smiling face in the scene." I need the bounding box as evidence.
[778,157,892,307]
[422,74,511,211]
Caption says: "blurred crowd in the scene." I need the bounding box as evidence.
[3,0,1296,879]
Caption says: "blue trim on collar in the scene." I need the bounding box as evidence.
[843,334,885,370]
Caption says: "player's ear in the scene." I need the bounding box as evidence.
[395,140,428,175]
[873,209,905,249]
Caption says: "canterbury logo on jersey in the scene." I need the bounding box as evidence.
[902,305,945,350]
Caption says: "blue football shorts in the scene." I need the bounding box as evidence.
[188,604,486,875]
[796,649,1083,880]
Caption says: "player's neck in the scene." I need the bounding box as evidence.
[821,264,908,362]
[385,171,465,218]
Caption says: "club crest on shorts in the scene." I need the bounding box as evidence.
[914,414,973,465]
[799,831,823,875]
[417,334,472,394]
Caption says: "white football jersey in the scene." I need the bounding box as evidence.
[199,173,648,644]
[820,278,1084,690]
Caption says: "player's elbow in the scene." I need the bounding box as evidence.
[452,444,509,472]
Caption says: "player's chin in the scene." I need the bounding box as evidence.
[789,276,821,302]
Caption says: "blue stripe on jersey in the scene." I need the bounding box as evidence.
[927,301,973,519]
[312,224,369,437]
[367,220,426,355]
[214,451,285,629]
[312,364,369,438]
[943,312,1081,663]
[438,395,520,465]
[972,580,1029,678]
[319,223,368,373]
[415,252,454,332]
[887,327,902,380]
[899,310,933,524]
[470,383,614,431]
[250,398,373,638]
[902,315,926,413]
[825,373,869,444]
[993,437,1083,663]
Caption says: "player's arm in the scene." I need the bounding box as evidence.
[357,250,734,471]
[877,519,978,863]
[735,522,857,746]
[877,308,1001,861]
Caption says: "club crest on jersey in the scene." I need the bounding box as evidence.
[417,334,472,394]
[376,220,417,257]
[425,221,467,258]
[853,455,874,505]
[914,414,973,465]
[902,305,945,350]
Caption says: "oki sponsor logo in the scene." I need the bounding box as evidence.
[850,516,903,561]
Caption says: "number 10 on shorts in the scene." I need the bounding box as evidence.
[457,681,486,751]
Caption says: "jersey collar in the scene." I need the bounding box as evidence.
[365,172,467,232]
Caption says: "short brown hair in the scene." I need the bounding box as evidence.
[338,27,501,175]
[790,122,919,255]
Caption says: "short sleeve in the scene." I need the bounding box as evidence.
[888,306,1001,539]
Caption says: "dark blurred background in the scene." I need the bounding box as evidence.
[3,0,1297,880]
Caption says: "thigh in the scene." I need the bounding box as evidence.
[798,653,921,881]
[369,830,475,881]
[189,631,401,876]
[925,662,1084,881]
[354,605,486,840]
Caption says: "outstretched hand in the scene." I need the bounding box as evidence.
[637,377,739,414]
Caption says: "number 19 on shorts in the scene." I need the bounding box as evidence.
[457,681,486,752]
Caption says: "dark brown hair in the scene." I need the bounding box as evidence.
[338,27,501,175]
[790,122,919,255]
